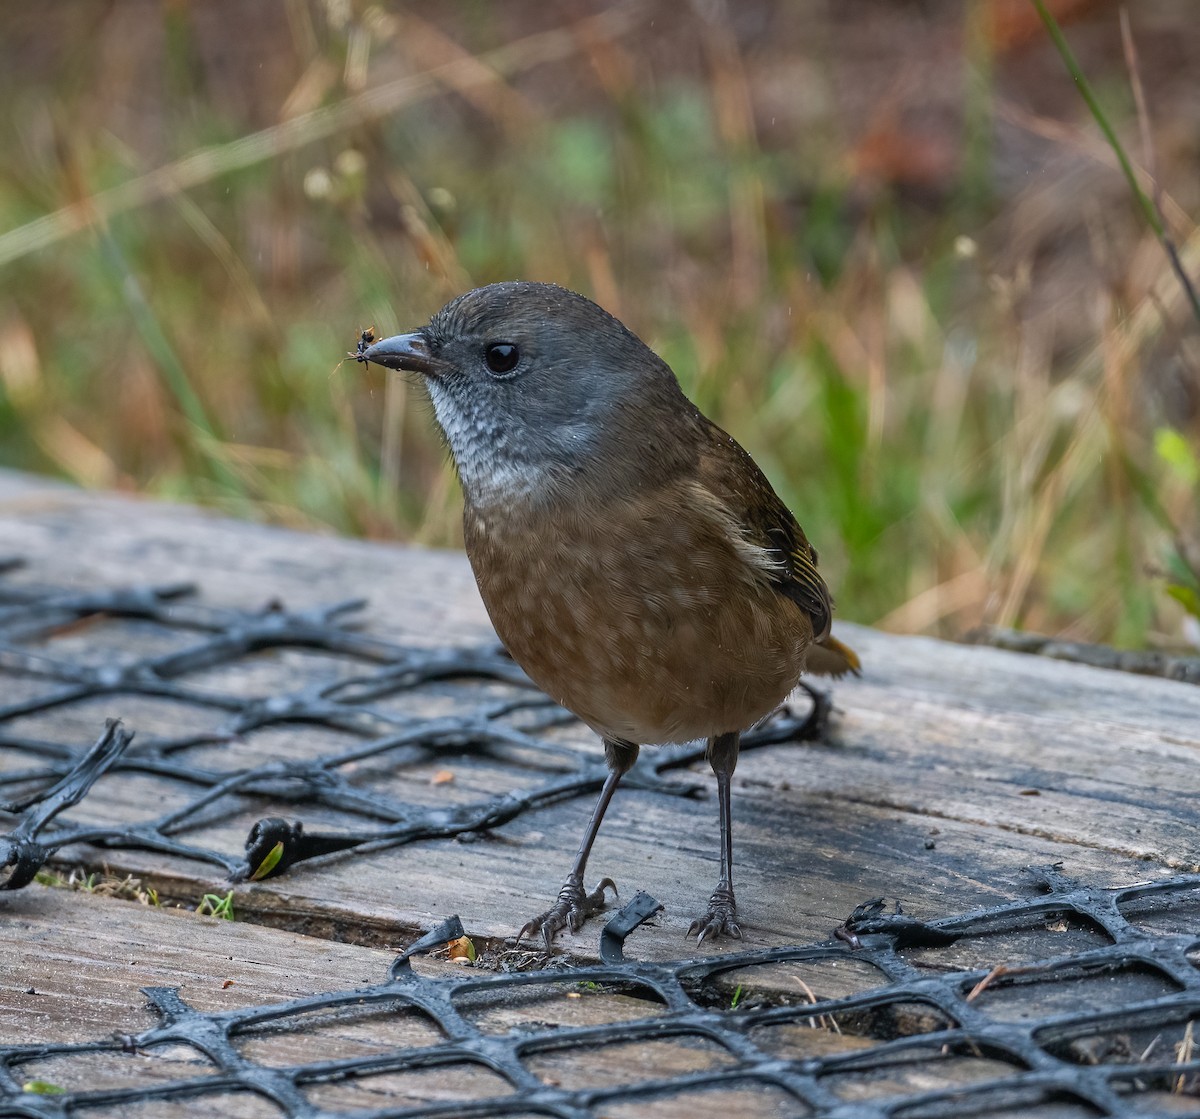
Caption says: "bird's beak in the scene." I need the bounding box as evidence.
[357,332,437,375]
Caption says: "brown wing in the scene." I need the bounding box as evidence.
[763,514,833,640]
[695,416,833,641]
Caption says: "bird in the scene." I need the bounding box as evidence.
[357,281,859,945]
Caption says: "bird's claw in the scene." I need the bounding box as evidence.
[689,882,742,943]
[517,875,617,949]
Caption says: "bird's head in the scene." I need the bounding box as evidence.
[358,281,690,503]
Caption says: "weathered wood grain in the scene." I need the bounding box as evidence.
[0,885,394,1046]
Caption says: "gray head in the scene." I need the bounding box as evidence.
[359,282,693,503]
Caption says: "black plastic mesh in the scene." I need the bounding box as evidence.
[0,561,821,890]
[3,562,1200,1118]
[4,875,1200,1117]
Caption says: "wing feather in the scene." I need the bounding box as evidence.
[694,417,833,640]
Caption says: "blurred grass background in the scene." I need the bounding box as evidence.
[0,0,1197,647]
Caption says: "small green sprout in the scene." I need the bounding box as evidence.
[196,890,236,920]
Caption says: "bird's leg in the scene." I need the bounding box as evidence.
[689,730,742,943]
[517,737,637,948]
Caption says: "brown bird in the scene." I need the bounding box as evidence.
[358,282,859,945]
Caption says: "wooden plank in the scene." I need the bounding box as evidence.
[12,886,875,1117]
[2,470,1199,974]
[0,884,395,1047]
[2,879,1176,1119]
[0,469,484,640]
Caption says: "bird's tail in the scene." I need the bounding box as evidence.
[806,634,861,678]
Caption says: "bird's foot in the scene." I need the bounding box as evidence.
[688,881,741,943]
[517,875,617,949]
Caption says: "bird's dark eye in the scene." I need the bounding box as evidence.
[484,343,520,375]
